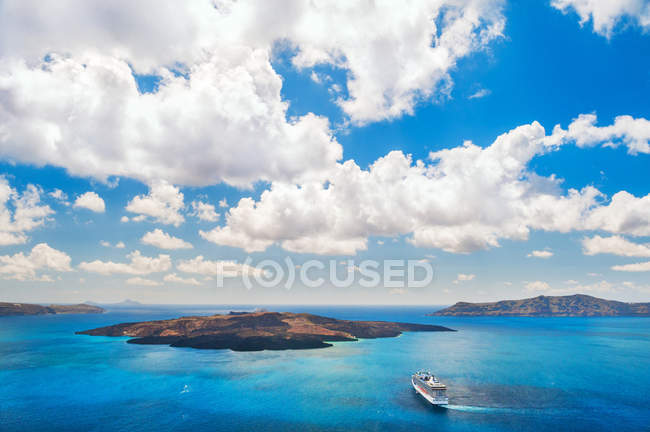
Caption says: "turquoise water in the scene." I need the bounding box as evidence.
[1,306,649,431]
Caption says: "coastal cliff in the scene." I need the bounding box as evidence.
[430,294,650,317]
[77,311,454,351]
[0,302,105,317]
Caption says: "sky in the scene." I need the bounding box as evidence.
[1,0,649,305]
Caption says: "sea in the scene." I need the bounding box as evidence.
[1,305,649,432]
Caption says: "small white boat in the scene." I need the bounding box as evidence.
[412,370,448,405]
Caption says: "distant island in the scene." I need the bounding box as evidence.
[0,302,105,317]
[430,294,650,317]
[84,299,143,307]
[77,311,454,351]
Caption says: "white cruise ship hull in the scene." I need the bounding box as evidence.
[412,376,448,405]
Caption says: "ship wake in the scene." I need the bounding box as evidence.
[443,404,517,413]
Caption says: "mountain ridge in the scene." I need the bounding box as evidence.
[0,302,105,317]
[430,294,650,317]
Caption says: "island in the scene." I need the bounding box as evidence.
[77,311,454,351]
[430,294,650,317]
[0,302,105,317]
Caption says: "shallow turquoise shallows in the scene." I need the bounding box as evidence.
[1,306,649,431]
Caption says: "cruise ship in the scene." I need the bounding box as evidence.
[412,371,448,405]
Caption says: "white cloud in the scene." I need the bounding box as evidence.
[468,88,491,99]
[611,261,650,272]
[583,191,650,237]
[0,5,340,188]
[200,114,650,256]
[120,216,129,223]
[126,277,161,286]
[101,240,127,249]
[524,280,551,292]
[0,177,53,246]
[141,229,192,250]
[218,198,229,208]
[177,255,263,277]
[163,273,202,286]
[527,250,554,258]
[0,1,507,185]
[125,181,185,226]
[49,189,68,202]
[0,243,71,281]
[549,113,650,154]
[551,0,650,38]
[284,0,506,124]
[453,273,475,284]
[79,250,171,275]
[582,235,650,257]
[525,279,622,295]
[190,201,219,222]
[310,71,321,84]
[199,225,274,253]
[73,191,105,213]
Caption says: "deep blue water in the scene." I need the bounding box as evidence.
[1,306,649,431]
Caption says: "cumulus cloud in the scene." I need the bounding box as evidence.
[583,191,650,236]
[611,261,650,272]
[177,255,263,277]
[524,279,619,295]
[548,113,650,155]
[527,250,554,258]
[163,273,202,286]
[0,0,507,186]
[453,273,476,284]
[100,240,125,249]
[141,229,192,250]
[126,277,161,286]
[582,235,650,257]
[79,250,171,275]
[0,50,340,188]
[524,280,551,292]
[0,3,338,188]
[125,181,185,226]
[551,0,650,37]
[73,191,105,213]
[0,243,71,281]
[49,189,68,202]
[200,114,650,255]
[0,177,53,246]
[190,201,219,222]
[283,0,505,124]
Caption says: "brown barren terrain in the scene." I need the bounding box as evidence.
[78,311,454,351]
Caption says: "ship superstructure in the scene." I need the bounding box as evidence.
[411,371,448,405]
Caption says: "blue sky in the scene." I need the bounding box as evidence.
[0,0,649,304]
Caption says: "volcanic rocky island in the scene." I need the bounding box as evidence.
[77,311,454,351]
[430,294,650,317]
[0,302,104,316]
